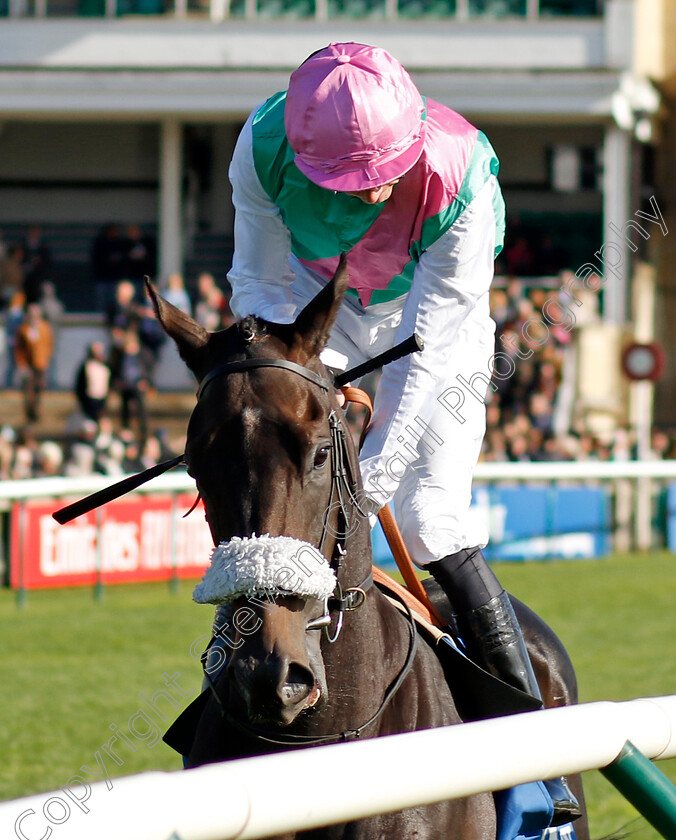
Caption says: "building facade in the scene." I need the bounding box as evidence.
[0,1,672,417]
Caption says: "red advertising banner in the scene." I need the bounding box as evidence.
[10,495,213,589]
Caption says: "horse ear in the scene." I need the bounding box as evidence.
[145,277,209,373]
[292,254,349,359]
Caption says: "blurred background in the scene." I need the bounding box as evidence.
[0,4,675,839]
[1,0,676,563]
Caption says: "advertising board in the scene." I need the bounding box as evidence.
[10,495,212,589]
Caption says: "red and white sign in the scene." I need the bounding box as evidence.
[10,495,213,590]
[621,341,666,382]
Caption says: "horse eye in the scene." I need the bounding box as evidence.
[313,446,330,469]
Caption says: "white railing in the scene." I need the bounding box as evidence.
[2,458,676,502]
[1,459,675,555]
[1,695,675,840]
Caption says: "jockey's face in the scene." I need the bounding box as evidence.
[343,180,400,205]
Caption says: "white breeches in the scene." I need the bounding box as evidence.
[290,259,495,567]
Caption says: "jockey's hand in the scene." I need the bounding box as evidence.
[336,389,347,408]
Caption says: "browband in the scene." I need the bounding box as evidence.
[197,358,330,401]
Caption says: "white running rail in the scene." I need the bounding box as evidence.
[2,696,676,840]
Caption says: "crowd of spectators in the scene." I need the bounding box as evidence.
[0,419,179,481]
[0,224,237,480]
[0,222,673,480]
[481,275,676,463]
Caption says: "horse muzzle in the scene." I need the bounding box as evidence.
[230,653,321,726]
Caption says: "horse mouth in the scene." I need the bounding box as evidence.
[307,684,322,707]
[279,681,321,707]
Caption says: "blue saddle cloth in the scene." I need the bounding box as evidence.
[495,782,577,840]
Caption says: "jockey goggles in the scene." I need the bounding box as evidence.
[284,42,426,193]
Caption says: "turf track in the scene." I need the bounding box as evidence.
[1,551,675,839]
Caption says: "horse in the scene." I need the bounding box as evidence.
[148,258,589,840]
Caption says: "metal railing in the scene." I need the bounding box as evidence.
[2,0,601,21]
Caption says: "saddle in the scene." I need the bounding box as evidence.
[373,565,540,722]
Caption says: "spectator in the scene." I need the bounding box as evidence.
[0,426,14,479]
[136,303,166,387]
[39,281,66,389]
[163,272,192,315]
[94,417,126,475]
[35,440,64,477]
[92,224,127,312]
[39,280,65,325]
[0,245,25,311]
[3,292,25,388]
[21,226,53,304]
[64,420,99,477]
[504,236,535,276]
[107,279,140,343]
[0,228,7,267]
[194,272,233,330]
[140,433,163,469]
[122,224,156,288]
[155,426,179,461]
[74,341,111,423]
[537,235,566,276]
[120,432,145,473]
[109,329,149,440]
[14,302,54,423]
[11,428,38,479]
[529,391,554,434]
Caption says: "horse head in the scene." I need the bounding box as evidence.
[148,257,374,729]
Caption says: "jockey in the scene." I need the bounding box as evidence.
[227,41,579,825]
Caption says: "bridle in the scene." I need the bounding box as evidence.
[52,348,422,749]
[197,357,379,639]
[196,355,419,747]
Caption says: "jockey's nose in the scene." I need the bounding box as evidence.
[360,188,387,204]
[344,180,399,205]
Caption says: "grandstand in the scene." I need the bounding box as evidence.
[0,6,674,426]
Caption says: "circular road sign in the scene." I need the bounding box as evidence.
[621,342,665,381]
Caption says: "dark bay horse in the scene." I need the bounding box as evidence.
[148,259,589,840]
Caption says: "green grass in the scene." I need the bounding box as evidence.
[1,552,675,840]
[495,551,676,840]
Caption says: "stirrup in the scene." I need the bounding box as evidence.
[544,777,582,825]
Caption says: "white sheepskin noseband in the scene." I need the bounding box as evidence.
[193,534,337,605]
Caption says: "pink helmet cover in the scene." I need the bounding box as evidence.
[285,42,426,193]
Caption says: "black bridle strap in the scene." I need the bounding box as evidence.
[51,339,424,524]
[197,358,331,401]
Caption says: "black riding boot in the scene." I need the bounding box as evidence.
[429,548,581,827]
